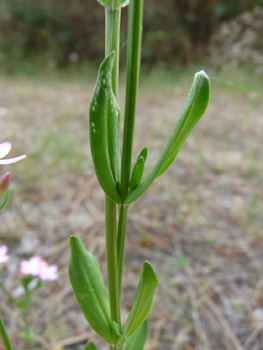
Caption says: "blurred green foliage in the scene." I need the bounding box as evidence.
[0,0,261,69]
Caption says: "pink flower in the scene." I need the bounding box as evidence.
[0,142,26,197]
[0,142,26,165]
[20,256,58,281]
[0,245,9,264]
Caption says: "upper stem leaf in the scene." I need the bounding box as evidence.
[124,70,210,205]
[89,52,122,204]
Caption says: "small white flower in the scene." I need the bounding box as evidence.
[0,245,9,264]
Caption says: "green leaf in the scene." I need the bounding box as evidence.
[129,157,144,191]
[124,71,210,205]
[116,333,126,348]
[69,236,114,344]
[111,321,121,338]
[0,190,10,211]
[89,52,122,204]
[124,319,148,350]
[20,276,42,293]
[123,261,158,337]
[129,147,148,191]
[138,147,148,162]
[83,342,98,350]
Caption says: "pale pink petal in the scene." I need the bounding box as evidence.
[20,256,43,276]
[0,154,26,165]
[39,265,58,280]
[0,245,8,255]
[0,255,9,263]
[0,245,9,264]
[0,142,11,159]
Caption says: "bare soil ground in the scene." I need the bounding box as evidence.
[0,71,263,350]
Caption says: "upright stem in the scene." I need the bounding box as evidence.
[120,0,144,201]
[0,313,14,350]
[105,5,121,99]
[105,196,121,326]
[117,204,129,287]
[104,4,122,335]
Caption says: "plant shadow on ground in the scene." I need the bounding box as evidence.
[0,65,263,350]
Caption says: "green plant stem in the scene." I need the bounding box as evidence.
[117,204,129,287]
[105,195,121,326]
[104,2,123,336]
[0,313,14,350]
[104,4,122,335]
[22,308,33,350]
[120,0,144,201]
[105,5,121,99]
[0,283,16,303]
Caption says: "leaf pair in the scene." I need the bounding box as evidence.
[69,237,158,346]
[90,53,210,205]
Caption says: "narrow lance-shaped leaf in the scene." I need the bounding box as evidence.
[124,261,158,338]
[124,319,148,350]
[129,156,144,191]
[124,71,210,205]
[129,147,148,191]
[89,52,121,204]
[69,236,114,344]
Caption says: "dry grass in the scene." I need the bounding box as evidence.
[0,68,263,350]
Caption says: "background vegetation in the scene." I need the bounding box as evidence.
[0,0,262,71]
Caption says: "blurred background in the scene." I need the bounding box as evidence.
[1,1,263,350]
[0,0,262,72]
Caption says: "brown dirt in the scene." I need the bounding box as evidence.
[0,73,263,350]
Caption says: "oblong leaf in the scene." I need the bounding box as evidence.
[124,71,210,205]
[69,236,114,344]
[89,52,121,204]
[124,261,158,337]
[124,319,148,350]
